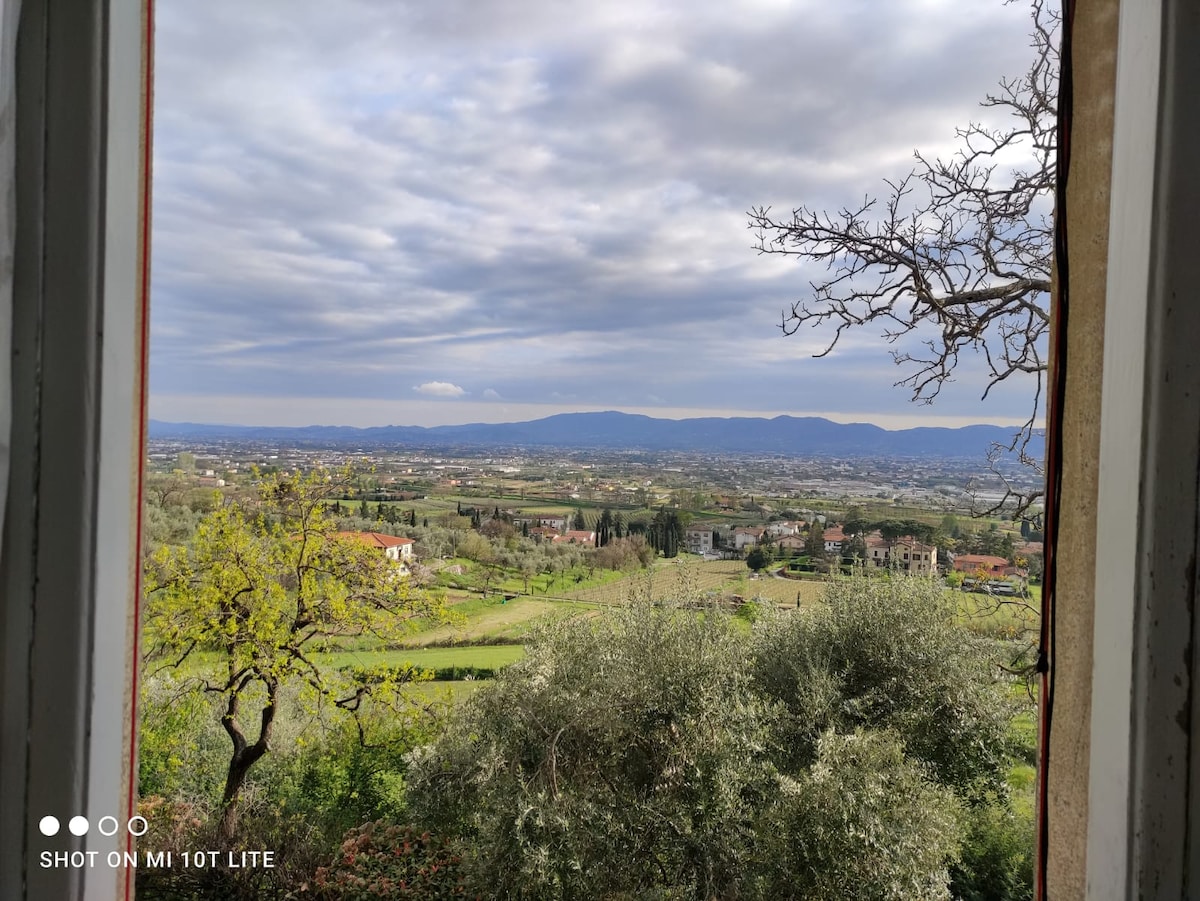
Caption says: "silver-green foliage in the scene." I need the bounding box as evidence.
[405,574,1017,898]
[406,604,774,899]
[750,574,1016,801]
[753,729,961,901]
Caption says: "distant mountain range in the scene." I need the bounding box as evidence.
[148,411,1042,460]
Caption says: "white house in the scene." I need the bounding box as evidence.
[766,520,800,538]
[338,531,414,562]
[863,535,937,575]
[823,526,847,554]
[733,527,764,550]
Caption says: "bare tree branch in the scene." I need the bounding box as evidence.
[749,0,1057,518]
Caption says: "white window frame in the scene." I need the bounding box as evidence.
[1,0,1198,898]
[0,2,150,899]
[1087,0,1200,896]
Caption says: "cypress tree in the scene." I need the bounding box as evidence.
[805,520,826,560]
[598,508,613,547]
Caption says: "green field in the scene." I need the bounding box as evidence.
[561,559,828,608]
[403,679,488,702]
[952,586,1039,640]
[740,575,829,605]
[399,595,598,647]
[319,643,526,671]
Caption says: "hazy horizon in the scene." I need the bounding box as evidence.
[148,397,1039,432]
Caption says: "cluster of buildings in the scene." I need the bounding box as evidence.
[684,521,940,575]
[511,515,598,547]
[342,516,1036,585]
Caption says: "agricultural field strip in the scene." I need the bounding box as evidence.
[319,643,526,671]
[397,598,595,647]
[563,559,827,606]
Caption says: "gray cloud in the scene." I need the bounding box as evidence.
[150,0,1042,427]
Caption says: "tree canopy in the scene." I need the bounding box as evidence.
[406,575,1021,898]
[142,467,445,836]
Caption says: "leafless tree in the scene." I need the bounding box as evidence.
[749,0,1057,518]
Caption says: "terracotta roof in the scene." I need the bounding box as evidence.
[337,531,413,549]
[954,554,1009,567]
[553,530,596,544]
[891,538,935,552]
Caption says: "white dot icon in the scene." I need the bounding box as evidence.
[39,816,60,836]
[68,816,89,836]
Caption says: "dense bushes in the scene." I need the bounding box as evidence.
[750,575,1017,800]
[751,730,962,901]
[951,797,1036,901]
[406,605,773,899]
[138,575,1034,900]
[136,684,442,901]
[404,575,1031,899]
[340,663,499,683]
[300,822,475,900]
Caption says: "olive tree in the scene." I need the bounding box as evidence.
[405,584,1007,898]
[752,730,962,901]
[750,573,1016,801]
[406,604,775,899]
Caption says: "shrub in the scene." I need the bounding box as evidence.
[950,797,1035,901]
[339,663,499,683]
[138,678,230,801]
[301,822,475,900]
[752,730,962,901]
[750,574,1016,800]
[135,796,328,901]
[254,702,447,847]
[136,701,444,901]
[406,603,774,899]
[406,589,995,899]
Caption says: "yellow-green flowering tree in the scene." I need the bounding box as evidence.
[142,467,444,838]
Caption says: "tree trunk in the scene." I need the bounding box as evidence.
[217,678,278,841]
[219,756,253,840]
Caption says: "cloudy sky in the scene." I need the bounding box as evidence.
[149,0,1041,429]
